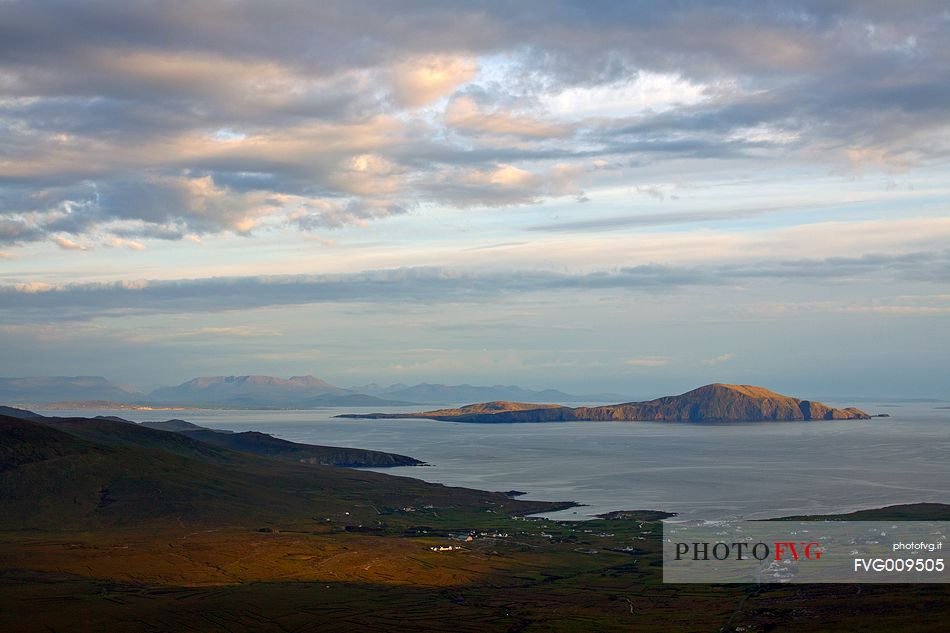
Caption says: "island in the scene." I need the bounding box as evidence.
[337,383,871,422]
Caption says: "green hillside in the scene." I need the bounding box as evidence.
[0,414,567,531]
[179,428,424,467]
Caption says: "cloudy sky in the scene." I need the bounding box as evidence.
[1,1,948,397]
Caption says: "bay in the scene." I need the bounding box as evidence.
[35,402,950,520]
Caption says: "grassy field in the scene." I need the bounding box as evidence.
[3,508,949,632]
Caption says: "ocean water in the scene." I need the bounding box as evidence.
[36,402,950,520]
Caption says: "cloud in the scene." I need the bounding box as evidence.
[1,2,948,249]
[390,56,478,108]
[540,71,710,118]
[118,325,284,344]
[290,197,409,230]
[625,356,672,367]
[12,282,56,294]
[330,154,407,197]
[254,350,324,362]
[104,237,145,251]
[0,218,44,244]
[747,296,950,318]
[423,163,584,208]
[702,353,735,366]
[52,236,90,251]
[445,95,571,138]
[526,203,825,233]
[423,164,544,207]
[3,249,948,321]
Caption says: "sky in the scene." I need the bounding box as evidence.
[1,1,949,398]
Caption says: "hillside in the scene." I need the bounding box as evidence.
[12,409,423,469]
[0,414,568,530]
[339,383,871,422]
[140,418,224,432]
[178,429,424,467]
[0,405,46,420]
[140,417,422,466]
[0,416,101,471]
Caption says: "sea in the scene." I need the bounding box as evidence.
[33,401,950,521]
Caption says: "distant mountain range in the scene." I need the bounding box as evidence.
[0,375,414,408]
[349,382,629,404]
[0,376,144,404]
[339,383,871,423]
[146,375,415,408]
[0,374,628,409]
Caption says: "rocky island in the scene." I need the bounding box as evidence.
[337,383,871,423]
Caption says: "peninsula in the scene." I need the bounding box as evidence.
[337,383,871,423]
